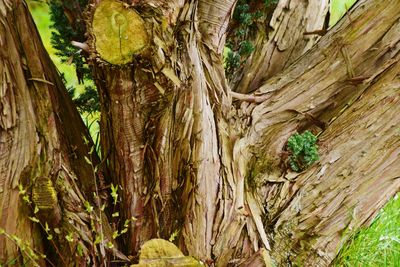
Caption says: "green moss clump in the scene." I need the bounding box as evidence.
[287,131,319,172]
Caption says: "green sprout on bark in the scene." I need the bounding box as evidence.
[287,131,319,172]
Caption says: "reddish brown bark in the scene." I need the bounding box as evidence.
[0,0,117,265]
[0,0,399,266]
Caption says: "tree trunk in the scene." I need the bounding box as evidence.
[1,0,399,266]
[0,1,120,265]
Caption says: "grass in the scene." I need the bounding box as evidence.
[335,194,400,267]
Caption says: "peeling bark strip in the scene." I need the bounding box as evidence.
[232,0,330,93]
[198,0,236,52]
[0,0,399,266]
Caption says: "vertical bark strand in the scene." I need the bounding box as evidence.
[94,65,159,254]
[174,4,265,264]
[179,43,221,260]
[0,2,51,263]
[198,0,236,52]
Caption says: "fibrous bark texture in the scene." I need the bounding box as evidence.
[84,0,400,266]
[231,0,330,93]
[240,0,400,265]
[1,0,399,266]
[0,0,118,265]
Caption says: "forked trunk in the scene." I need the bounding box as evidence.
[86,0,400,265]
[0,0,399,266]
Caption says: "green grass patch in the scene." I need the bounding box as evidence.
[335,194,400,267]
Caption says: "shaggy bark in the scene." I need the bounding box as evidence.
[231,0,330,93]
[0,1,119,265]
[85,0,400,266]
[1,0,399,266]
[237,0,400,264]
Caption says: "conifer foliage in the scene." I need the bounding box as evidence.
[49,0,99,113]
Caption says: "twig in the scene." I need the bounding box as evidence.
[71,41,89,53]
[28,78,54,85]
[230,91,269,103]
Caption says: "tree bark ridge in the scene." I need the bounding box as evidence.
[232,0,329,93]
[272,58,400,265]
[0,1,115,265]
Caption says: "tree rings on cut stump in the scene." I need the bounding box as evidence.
[92,0,149,65]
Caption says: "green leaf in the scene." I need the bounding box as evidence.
[65,233,74,242]
[18,184,26,195]
[106,241,114,249]
[100,203,106,211]
[82,135,89,145]
[84,156,92,165]
[169,230,179,242]
[94,234,102,244]
[110,183,118,205]
[44,222,50,232]
[22,195,32,204]
[89,145,94,155]
[29,217,40,223]
[112,231,119,239]
[84,201,93,213]
[76,243,84,257]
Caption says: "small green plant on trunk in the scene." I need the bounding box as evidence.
[287,131,319,172]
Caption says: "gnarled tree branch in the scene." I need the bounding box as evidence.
[235,0,400,264]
